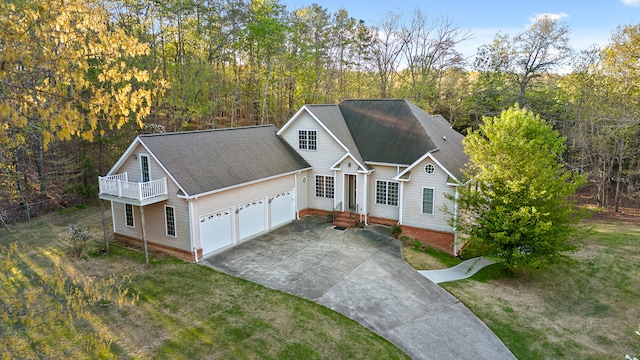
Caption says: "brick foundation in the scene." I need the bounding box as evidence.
[367,216,398,227]
[113,233,199,262]
[298,208,332,218]
[398,225,456,255]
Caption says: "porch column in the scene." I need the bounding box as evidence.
[363,172,368,224]
[140,205,149,265]
[398,182,404,224]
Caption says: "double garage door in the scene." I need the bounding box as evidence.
[200,191,293,256]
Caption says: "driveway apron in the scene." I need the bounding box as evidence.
[202,216,515,360]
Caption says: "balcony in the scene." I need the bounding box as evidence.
[98,172,169,206]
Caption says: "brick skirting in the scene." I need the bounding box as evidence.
[398,225,456,255]
[367,216,398,227]
[113,233,199,262]
[301,209,457,255]
[298,208,332,218]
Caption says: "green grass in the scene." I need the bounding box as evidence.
[0,205,410,359]
[438,214,640,359]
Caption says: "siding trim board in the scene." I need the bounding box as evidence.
[177,167,312,200]
[107,138,189,197]
[277,106,350,153]
[395,152,461,184]
[330,152,368,173]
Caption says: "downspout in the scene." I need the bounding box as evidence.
[294,173,299,219]
[453,186,459,256]
[188,198,198,262]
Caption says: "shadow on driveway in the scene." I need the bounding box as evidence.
[202,216,515,360]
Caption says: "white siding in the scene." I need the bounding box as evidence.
[368,165,401,221]
[401,158,455,232]
[280,112,347,211]
[110,144,191,251]
[296,170,311,212]
[334,158,365,214]
[191,175,296,250]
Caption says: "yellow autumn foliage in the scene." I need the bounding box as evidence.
[0,0,167,151]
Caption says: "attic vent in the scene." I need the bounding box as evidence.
[424,164,435,174]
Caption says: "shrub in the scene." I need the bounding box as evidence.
[391,224,402,238]
[58,224,94,258]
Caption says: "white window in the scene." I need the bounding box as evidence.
[424,164,435,174]
[315,175,334,198]
[140,154,150,182]
[298,130,317,150]
[422,188,435,215]
[125,204,135,227]
[375,180,399,206]
[165,206,176,237]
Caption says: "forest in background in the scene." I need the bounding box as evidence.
[0,0,638,224]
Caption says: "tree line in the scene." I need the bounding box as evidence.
[0,0,638,223]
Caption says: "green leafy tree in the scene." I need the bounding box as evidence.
[453,106,585,270]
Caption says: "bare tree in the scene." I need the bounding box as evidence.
[475,16,571,105]
[370,11,407,98]
[513,16,571,103]
[399,9,469,110]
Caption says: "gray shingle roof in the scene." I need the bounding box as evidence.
[139,125,310,197]
[408,102,468,181]
[305,105,368,169]
[338,99,437,165]
[307,99,469,182]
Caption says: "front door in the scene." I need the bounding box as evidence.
[345,174,357,211]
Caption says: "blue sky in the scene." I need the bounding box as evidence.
[281,0,640,60]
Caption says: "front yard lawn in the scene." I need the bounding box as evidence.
[402,211,640,359]
[0,205,409,359]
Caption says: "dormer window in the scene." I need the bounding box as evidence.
[298,130,317,150]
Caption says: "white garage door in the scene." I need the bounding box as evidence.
[200,209,233,255]
[270,191,293,228]
[239,199,266,240]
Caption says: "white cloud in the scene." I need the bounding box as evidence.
[530,12,570,22]
[621,0,640,6]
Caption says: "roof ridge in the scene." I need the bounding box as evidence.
[139,124,275,138]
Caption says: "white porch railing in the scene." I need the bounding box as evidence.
[98,172,168,201]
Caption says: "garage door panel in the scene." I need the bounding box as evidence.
[239,200,265,240]
[271,191,293,228]
[200,209,232,255]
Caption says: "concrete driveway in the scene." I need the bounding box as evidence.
[202,216,515,360]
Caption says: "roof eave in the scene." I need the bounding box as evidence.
[177,167,312,200]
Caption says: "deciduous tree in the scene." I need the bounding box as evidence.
[453,106,585,270]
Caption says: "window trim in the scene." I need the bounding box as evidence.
[375,180,399,206]
[422,187,435,215]
[164,205,176,237]
[424,163,435,174]
[298,129,317,151]
[125,203,135,228]
[315,174,334,199]
[140,153,151,182]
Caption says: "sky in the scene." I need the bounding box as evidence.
[280,0,640,62]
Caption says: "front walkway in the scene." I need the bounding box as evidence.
[202,217,515,360]
[419,257,495,284]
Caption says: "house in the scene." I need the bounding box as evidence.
[99,99,469,262]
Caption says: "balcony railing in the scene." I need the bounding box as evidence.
[98,172,168,202]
